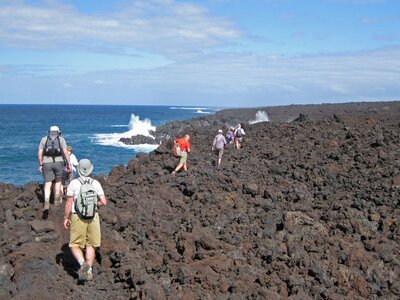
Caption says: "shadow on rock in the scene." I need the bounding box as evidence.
[56,243,78,279]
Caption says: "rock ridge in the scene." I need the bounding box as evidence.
[0,101,399,299]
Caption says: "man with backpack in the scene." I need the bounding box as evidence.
[63,159,107,282]
[171,134,191,175]
[38,125,71,219]
[212,129,227,168]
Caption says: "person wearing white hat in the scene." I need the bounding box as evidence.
[38,125,71,219]
[63,159,107,282]
[234,123,245,149]
[212,129,227,168]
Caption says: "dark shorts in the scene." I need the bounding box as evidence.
[43,161,64,182]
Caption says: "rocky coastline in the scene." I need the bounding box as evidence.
[1,101,399,299]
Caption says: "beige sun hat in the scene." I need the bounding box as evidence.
[77,159,94,177]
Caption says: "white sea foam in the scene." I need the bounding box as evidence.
[93,114,157,150]
[249,111,270,124]
[196,109,211,114]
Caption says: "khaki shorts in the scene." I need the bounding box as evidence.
[179,151,188,164]
[43,161,64,182]
[215,148,224,159]
[69,213,101,248]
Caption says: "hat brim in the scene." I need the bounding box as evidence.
[78,165,93,177]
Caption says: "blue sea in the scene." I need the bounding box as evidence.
[0,105,217,186]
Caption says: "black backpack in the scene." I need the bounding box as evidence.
[44,135,63,161]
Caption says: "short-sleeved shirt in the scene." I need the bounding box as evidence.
[176,138,191,152]
[39,135,67,163]
[66,176,104,214]
[69,153,79,172]
[213,134,227,150]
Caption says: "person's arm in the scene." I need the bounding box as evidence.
[71,154,79,167]
[62,148,72,171]
[212,137,217,150]
[63,196,74,229]
[38,148,44,173]
[97,195,107,207]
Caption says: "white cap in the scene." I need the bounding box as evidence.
[49,125,60,132]
[218,129,223,134]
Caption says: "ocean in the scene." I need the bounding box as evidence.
[0,105,217,186]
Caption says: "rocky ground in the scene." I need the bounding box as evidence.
[0,101,399,299]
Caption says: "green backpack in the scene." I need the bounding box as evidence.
[75,178,98,220]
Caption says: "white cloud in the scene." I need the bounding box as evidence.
[37,47,396,105]
[0,0,241,58]
[94,80,106,85]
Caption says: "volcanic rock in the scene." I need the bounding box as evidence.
[0,101,399,299]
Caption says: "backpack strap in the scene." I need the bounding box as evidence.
[77,177,93,185]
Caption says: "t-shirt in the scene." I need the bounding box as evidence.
[176,138,191,152]
[39,135,67,163]
[66,176,104,213]
[235,128,245,138]
[69,153,79,172]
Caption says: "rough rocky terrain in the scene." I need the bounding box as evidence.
[0,101,399,299]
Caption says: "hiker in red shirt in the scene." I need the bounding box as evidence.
[172,134,191,175]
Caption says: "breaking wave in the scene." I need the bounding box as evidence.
[93,114,158,151]
[249,111,270,124]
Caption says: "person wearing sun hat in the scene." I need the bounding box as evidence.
[63,159,107,283]
[38,125,71,219]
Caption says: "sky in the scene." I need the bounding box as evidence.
[0,0,399,107]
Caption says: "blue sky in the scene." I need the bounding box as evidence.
[0,0,399,107]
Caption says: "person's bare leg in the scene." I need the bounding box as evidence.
[174,163,183,173]
[53,179,62,205]
[43,181,52,210]
[71,246,92,280]
[85,245,96,267]
[70,246,85,265]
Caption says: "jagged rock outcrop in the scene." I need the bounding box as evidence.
[1,101,399,299]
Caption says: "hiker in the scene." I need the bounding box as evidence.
[234,123,245,149]
[172,134,191,175]
[61,146,79,196]
[63,159,107,282]
[212,129,227,168]
[68,146,79,178]
[38,125,71,218]
[226,128,234,144]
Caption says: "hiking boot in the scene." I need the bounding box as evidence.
[171,171,177,175]
[42,209,49,220]
[54,198,62,206]
[77,262,91,282]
